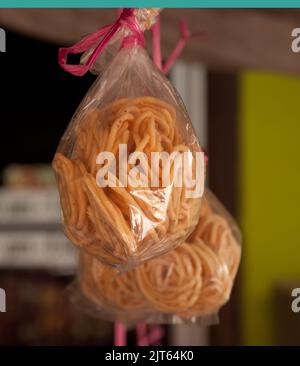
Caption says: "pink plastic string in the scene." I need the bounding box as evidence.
[114,321,127,346]
[162,19,205,75]
[147,324,165,346]
[114,321,164,346]
[143,324,164,346]
[116,8,123,17]
[136,322,149,346]
[151,18,162,70]
[150,16,205,75]
[58,8,144,76]
[136,322,165,346]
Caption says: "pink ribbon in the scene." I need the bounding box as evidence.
[58,8,144,76]
[162,19,206,75]
[114,321,127,346]
[113,321,165,346]
[136,322,165,346]
[151,18,162,71]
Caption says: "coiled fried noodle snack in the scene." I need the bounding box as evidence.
[79,190,241,320]
[53,97,203,269]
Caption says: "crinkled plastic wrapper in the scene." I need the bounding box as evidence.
[81,8,162,75]
[52,45,204,270]
[73,189,241,325]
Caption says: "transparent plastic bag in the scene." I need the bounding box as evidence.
[52,43,204,270]
[75,189,241,324]
[73,252,152,324]
[80,8,162,75]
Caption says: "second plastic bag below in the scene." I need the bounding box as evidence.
[74,189,241,325]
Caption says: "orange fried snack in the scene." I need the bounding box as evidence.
[79,252,145,311]
[78,193,241,319]
[53,97,203,268]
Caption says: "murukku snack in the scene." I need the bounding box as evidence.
[53,41,205,269]
[77,189,241,322]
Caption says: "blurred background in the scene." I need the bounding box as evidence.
[0,8,299,346]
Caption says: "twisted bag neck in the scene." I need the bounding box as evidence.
[59,8,145,76]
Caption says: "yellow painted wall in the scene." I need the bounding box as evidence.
[239,71,300,345]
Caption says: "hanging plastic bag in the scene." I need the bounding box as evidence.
[52,9,205,270]
[75,189,241,324]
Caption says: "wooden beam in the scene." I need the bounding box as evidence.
[0,9,299,74]
[207,71,240,346]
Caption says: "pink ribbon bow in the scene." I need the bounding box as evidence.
[58,8,144,76]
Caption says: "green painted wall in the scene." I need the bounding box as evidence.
[239,71,300,345]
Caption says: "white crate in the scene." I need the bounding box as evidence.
[0,188,61,225]
[0,231,77,272]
